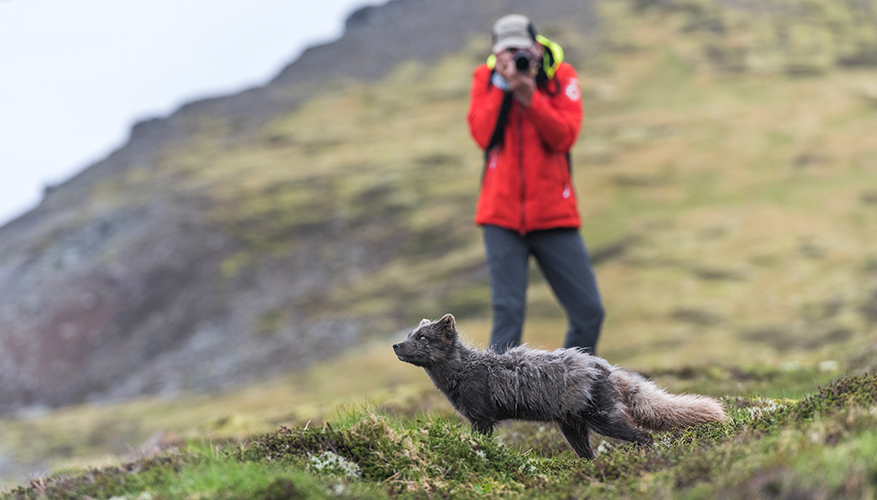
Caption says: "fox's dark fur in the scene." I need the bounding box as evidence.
[393,314,727,459]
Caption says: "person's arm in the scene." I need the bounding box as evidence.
[467,65,507,150]
[523,65,583,153]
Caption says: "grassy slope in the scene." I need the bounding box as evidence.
[5,374,877,499]
[4,0,877,496]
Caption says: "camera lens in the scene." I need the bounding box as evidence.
[513,52,531,72]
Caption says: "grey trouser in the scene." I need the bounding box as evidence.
[483,225,604,354]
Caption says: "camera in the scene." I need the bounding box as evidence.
[512,51,532,73]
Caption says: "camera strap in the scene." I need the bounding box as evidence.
[486,90,514,156]
[481,89,514,184]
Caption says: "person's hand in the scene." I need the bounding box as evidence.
[494,49,537,107]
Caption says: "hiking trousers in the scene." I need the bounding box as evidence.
[483,225,604,354]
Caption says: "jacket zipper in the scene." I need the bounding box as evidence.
[517,109,526,235]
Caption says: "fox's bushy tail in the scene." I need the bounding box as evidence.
[610,370,727,432]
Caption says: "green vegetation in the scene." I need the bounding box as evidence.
[5,373,877,499]
[4,0,877,496]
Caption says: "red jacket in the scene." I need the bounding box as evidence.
[467,62,583,234]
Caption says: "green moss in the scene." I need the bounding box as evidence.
[4,456,193,500]
[793,371,877,420]
[7,378,877,500]
[240,410,534,492]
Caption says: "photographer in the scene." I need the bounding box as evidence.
[467,14,604,354]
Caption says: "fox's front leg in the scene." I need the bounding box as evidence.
[471,420,494,436]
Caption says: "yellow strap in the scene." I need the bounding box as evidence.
[486,36,564,79]
[536,35,564,79]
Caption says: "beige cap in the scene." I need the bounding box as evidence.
[492,14,536,52]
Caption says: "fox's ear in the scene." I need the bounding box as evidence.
[439,313,455,330]
[438,314,457,344]
[419,318,431,327]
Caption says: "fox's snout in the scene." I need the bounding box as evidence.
[394,341,414,364]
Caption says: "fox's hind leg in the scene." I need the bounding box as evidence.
[588,409,653,448]
[559,420,594,459]
[585,374,654,448]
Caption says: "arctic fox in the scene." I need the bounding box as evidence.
[393,314,726,459]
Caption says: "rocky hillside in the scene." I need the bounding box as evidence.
[0,0,598,412]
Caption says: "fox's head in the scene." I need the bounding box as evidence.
[393,314,459,367]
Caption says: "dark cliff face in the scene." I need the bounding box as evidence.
[273,0,597,85]
[0,0,597,413]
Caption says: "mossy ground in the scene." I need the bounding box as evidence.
[5,373,877,499]
[4,0,877,497]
